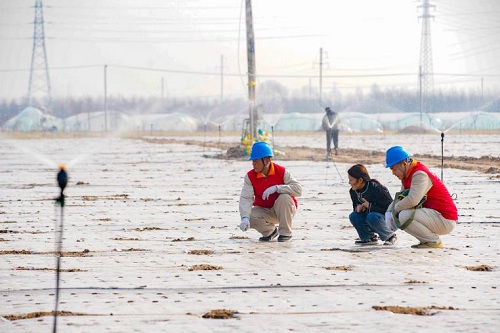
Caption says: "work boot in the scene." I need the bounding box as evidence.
[354,234,380,245]
[383,234,397,246]
[259,227,278,242]
[411,241,443,249]
[277,235,292,242]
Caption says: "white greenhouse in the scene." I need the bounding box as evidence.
[2,107,63,132]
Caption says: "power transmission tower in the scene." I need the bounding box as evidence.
[418,0,435,116]
[27,0,52,108]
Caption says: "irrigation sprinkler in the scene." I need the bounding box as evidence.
[271,125,275,150]
[203,123,207,151]
[53,165,68,333]
[218,125,222,157]
[440,132,445,182]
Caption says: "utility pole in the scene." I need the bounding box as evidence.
[418,0,435,116]
[481,77,484,104]
[419,65,423,128]
[313,48,327,108]
[245,0,257,140]
[161,77,165,101]
[27,0,51,108]
[220,55,224,105]
[309,78,312,102]
[319,47,323,107]
[104,65,108,132]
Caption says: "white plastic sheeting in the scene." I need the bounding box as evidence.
[72,112,198,132]
[439,111,500,131]
[2,107,63,132]
[136,112,198,132]
[64,111,141,132]
[273,112,322,131]
[1,137,498,332]
[376,111,500,132]
[340,112,383,132]
[212,114,248,131]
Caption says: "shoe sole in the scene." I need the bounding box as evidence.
[411,242,443,249]
[259,236,277,242]
[355,241,379,246]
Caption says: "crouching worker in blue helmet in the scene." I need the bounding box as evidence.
[238,141,302,242]
[385,146,458,249]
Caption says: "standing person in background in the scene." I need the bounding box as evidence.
[348,164,397,246]
[385,146,458,248]
[321,106,340,159]
[238,141,302,242]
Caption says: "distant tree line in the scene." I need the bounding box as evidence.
[1,82,497,125]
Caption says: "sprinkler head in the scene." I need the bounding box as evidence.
[57,165,68,192]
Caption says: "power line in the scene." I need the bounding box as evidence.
[5,63,500,79]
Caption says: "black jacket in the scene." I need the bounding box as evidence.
[349,180,392,214]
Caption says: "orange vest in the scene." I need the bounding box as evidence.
[402,161,458,220]
[247,162,298,209]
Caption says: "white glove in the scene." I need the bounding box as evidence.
[239,217,250,232]
[385,211,396,231]
[262,185,278,200]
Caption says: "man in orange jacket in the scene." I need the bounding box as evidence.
[239,142,302,242]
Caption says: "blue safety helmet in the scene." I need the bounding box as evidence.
[385,146,410,168]
[249,141,274,160]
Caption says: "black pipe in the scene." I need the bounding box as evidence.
[53,166,68,333]
[441,132,444,182]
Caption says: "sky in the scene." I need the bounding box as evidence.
[1,0,500,104]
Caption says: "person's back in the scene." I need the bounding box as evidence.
[321,108,337,130]
[322,107,340,157]
[324,111,339,130]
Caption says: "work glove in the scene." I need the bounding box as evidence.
[239,217,250,232]
[385,211,396,231]
[262,185,278,200]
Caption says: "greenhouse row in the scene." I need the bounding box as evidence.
[2,107,499,133]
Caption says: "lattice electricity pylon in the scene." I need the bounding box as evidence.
[27,0,52,107]
[418,0,435,113]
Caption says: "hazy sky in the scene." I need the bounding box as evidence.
[1,0,499,103]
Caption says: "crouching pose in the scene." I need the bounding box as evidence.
[385,146,458,248]
[348,164,397,246]
[238,142,302,242]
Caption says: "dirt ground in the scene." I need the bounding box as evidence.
[143,137,500,176]
[2,131,498,175]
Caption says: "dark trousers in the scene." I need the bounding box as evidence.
[326,130,339,152]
